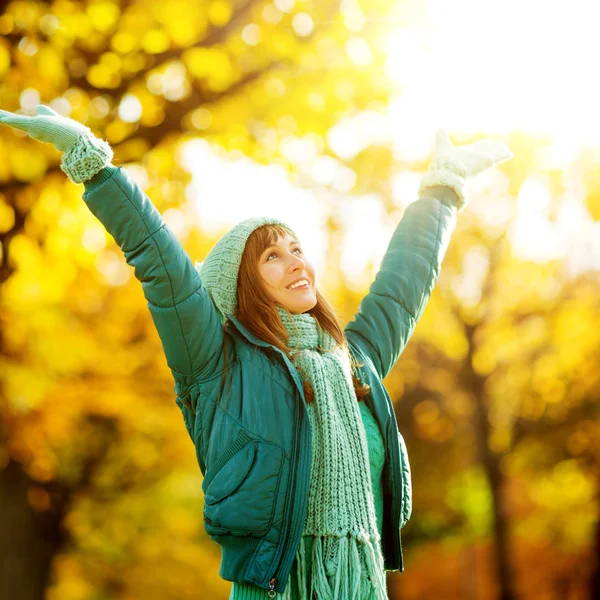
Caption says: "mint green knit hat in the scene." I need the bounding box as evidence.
[194,216,298,324]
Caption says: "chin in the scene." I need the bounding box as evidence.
[286,300,317,314]
[298,300,318,313]
[278,293,317,314]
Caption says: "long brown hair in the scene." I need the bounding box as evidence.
[217,223,371,404]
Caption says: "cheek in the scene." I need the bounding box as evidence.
[260,265,283,289]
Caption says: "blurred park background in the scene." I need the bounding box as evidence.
[0,0,599,598]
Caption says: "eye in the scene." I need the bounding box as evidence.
[266,247,302,261]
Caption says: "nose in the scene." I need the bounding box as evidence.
[288,253,305,271]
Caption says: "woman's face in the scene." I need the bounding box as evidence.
[258,232,317,314]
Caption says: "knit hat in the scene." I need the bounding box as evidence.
[194,216,299,324]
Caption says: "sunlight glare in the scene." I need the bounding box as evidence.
[385,0,600,144]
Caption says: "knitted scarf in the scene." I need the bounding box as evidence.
[276,307,387,600]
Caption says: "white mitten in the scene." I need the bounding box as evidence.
[0,104,113,184]
[418,128,513,210]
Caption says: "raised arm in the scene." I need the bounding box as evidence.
[82,165,224,380]
[345,187,457,381]
[0,104,224,381]
[345,129,513,381]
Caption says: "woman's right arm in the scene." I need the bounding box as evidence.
[0,105,225,381]
[83,164,224,381]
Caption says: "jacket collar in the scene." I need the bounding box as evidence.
[228,314,271,348]
[228,314,307,401]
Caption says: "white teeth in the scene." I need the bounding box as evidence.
[288,279,309,289]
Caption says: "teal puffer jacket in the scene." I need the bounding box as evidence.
[82,165,458,595]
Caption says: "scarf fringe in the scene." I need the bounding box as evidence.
[285,534,387,600]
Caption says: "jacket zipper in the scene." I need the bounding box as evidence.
[268,373,306,595]
[226,320,308,595]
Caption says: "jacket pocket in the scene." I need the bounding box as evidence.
[398,431,412,528]
[202,429,284,537]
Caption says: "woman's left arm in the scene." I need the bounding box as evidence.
[345,129,513,381]
[344,186,458,382]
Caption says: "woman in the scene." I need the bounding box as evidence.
[0,105,512,598]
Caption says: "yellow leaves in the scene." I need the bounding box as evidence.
[552,459,593,502]
[27,485,52,510]
[145,145,177,178]
[86,1,121,33]
[28,453,58,483]
[443,391,474,418]
[445,467,492,536]
[533,378,565,406]
[579,151,600,221]
[472,313,549,380]
[0,194,15,233]
[99,50,122,71]
[413,399,456,443]
[47,554,96,600]
[142,28,171,54]
[0,13,13,35]
[86,52,124,88]
[183,47,235,91]
[208,1,233,27]
[268,27,298,59]
[87,62,121,89]
[3,359,51,411]
[8,146,49,182]
[171,17,207,48]
[110,30,138,53]
[163,509,195,536]
[411,293,469,360]
[80,224,106,255]
[488,427,512,454]
[413,399,440,425]
[104,118,134,143]
[472,345,496,376]
[0,44,10,77]
[189,107,212,130]
[117,87,162,128]
[6,232,41,271]
[525,459,596,551]
[157,5,208,47]
[554,300,598,348]
[6,0,45,29]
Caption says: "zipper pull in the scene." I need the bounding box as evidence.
[268,577,277,598]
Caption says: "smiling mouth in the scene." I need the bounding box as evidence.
[287,281,310,291]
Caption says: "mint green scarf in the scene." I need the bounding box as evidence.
[277,307,387,600]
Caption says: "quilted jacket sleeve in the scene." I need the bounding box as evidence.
[82,165,224,380]
[344,186,458,381]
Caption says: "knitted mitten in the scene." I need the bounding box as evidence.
[0,104,113,184]
[419,128,513,210]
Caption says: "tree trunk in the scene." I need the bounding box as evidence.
[464,322,518,600]
[0,459,66,600]
[484,451,516,600]
[591,479,600,600]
